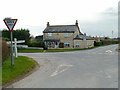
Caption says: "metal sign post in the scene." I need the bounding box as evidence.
[10,31,14,65]
[3,18,17,65]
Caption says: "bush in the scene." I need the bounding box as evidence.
[2,39,9,62]
[94,40,119,46]
[102,40,119,45]
[59,43,64,48]
[43,43,48,50]
[94,41,103,46]
[28,41,44,47]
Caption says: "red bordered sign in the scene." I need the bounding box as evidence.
[3,18,17,32]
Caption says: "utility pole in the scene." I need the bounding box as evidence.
[112,30,114,39]
[112,30,114,44]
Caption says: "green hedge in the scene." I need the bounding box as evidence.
[2,39,9,63]
[94,40,119,46]
[28,42,44,47]
[102,40,118,45]
[94,41,103,46]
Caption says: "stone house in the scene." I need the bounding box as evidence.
[74,34,94,48]
[43,20,94,48]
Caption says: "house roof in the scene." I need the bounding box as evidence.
[74,34,94,40]
[43,25,83,34]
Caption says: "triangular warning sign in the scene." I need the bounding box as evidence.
[3,18,17,32]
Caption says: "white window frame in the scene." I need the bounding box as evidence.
[64,33,69,37]
[64,42,70,47]
[76,42,80,47]
[83,37,86,41]
[48,33,52,36]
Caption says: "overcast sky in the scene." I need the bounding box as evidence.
[0,0,119,37]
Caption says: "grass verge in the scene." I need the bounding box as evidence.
[18,47,96,53]
[2,56,38,86]
[0,68,2,85]
[18,48,44,53]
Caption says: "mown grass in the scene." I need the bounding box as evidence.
[119,43,120,50]
[2,56,37,85]
[46,47,95,52]
[18,48,44,53]
[0,67,2,85]
[18,47,96,53]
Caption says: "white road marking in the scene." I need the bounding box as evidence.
[105,72,112,79]
[97,71,112,79]
[105,50,112,53]
[50,64,73,77]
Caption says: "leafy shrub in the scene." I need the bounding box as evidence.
[28,42,44,47]
[59,43,64,48]
[2,39,9,62]
[43,43,48,50]
[94,40,118,46]
[94,41,103,46]
[102,40,118,45]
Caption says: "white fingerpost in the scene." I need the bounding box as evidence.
[14,38,18,58]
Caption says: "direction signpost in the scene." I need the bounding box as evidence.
[3,18,17,65]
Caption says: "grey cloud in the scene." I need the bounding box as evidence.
[80,7,118,38]
[102,7,118,16]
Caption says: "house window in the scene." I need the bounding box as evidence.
[76,42,80,47]
[48,33,52,36]
[55,42,58,45]
[83,37,86,41]
[64,42,70,47]
[64,33,69,37]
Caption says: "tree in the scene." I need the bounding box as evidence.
[27,35,44,47]
[104,37,110,39]
[2,28,30,44]
[2,29,10,41]
[35,35,43,42]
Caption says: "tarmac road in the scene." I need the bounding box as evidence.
[8,44,118,88]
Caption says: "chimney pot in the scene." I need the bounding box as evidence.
[47,22,50,27]
[75,20,78,26]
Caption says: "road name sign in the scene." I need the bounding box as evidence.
[3,18,17,32]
